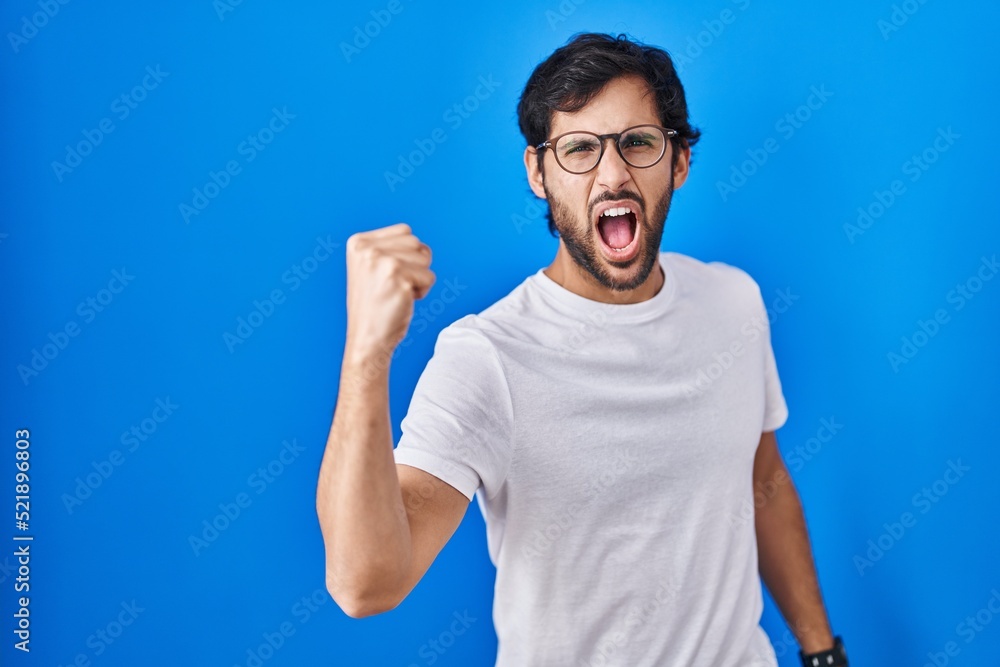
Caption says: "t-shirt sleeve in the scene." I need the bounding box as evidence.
[757,287,789,433]
[392,320,514,502]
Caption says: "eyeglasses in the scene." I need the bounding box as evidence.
[536,124,678,174]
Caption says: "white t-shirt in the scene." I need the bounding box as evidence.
[393,251,788,667]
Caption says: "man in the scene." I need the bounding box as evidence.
[316,33,848,667]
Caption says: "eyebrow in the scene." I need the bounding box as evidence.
[560,136,599,148]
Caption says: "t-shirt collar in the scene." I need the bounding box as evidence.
[530,252,678,324]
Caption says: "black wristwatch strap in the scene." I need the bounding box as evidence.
[799,635,848,667]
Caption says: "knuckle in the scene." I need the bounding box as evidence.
[363,243,388,265]
[384,259,405,282]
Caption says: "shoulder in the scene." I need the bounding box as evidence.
[430,315,497,358]
[427,295,522,377]
[437,274,540,346]
[663,250,763,300]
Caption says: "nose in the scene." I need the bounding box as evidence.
[594,138,632,192]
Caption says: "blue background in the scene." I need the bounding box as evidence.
[2,1,998,665]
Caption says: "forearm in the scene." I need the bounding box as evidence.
[316,346,412,609]
[755,475,834,653]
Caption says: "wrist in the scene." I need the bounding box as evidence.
[798,631,836,654]
[343,335,397,371]
[792,620,835,654]
[341,346,395,390]
[799,635,848,667]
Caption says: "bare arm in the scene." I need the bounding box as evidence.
[316,224,470,618]
[753,430,835,653]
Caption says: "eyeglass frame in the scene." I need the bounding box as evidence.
[535,124,679,174]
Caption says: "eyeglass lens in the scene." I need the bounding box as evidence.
[554,126,666,173]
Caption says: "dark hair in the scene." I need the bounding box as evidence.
[517,32,701,236]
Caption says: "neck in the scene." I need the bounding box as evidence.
[543,245,664,305]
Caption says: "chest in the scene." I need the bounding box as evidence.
[494,317,768,510]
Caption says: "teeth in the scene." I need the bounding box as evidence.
[600,206,633,218]
[598,205,636,251]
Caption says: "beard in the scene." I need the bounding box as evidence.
[543,168,675,293]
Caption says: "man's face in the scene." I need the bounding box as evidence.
[525,75,690,293]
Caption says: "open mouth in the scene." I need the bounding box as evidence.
[596,205,640,260]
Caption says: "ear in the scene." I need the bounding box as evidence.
[523,146,547,200]
[672,142,691,190]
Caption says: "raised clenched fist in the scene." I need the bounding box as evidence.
[344,223,435,358]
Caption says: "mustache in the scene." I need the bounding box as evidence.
[588,191,645,220]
